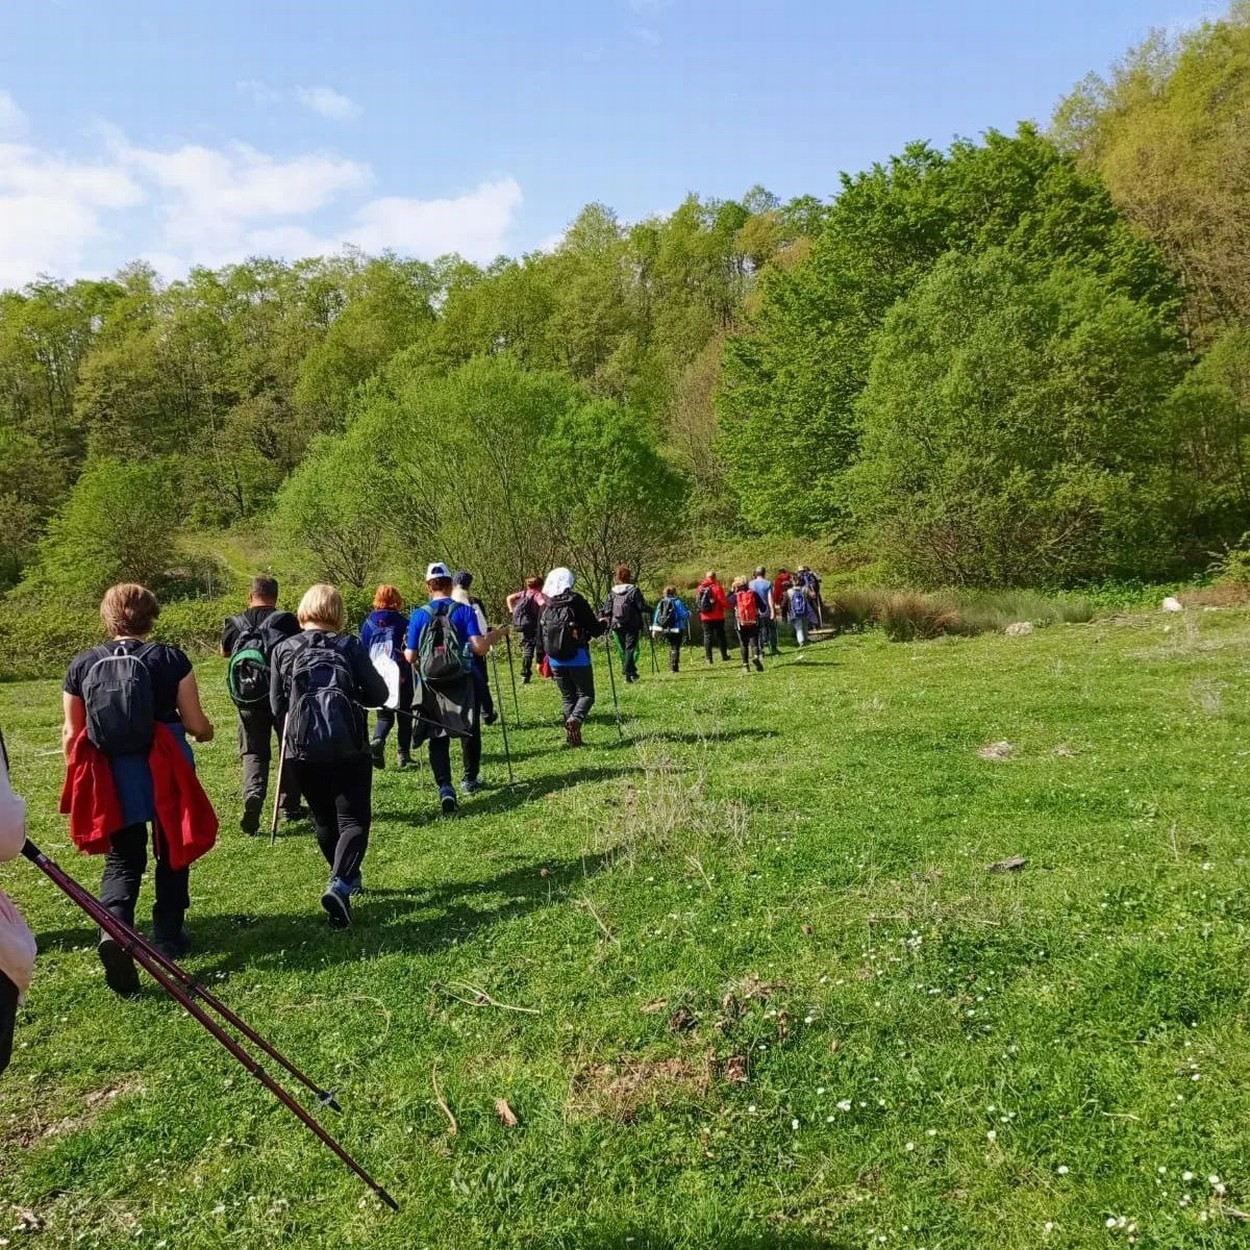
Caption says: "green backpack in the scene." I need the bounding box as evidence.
[226,615,279,707]
[417,601,472,686]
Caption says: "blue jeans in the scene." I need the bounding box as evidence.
[794,616,809,646]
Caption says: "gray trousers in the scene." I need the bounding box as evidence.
[237,705,300,812]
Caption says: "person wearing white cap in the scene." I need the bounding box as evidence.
[539,567,608,746]
[405,563,509,813]
[0,730,38,1074]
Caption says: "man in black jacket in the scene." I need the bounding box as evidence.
[222,576,302,835]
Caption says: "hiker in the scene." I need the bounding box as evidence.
[405,563,510,814]
[270,584,389,929]
[61,584,217,988]
[505,576,545,683]
[695,571,731,664]
[797,565,824,626]
[540,567,607,746]
[772,568,795,625]
[0,731,37,1075]
[604,565,648,683]
[788,577,817,647]
[731,576,767,672]
[221,576,302,835]
[452,571,497,725]
[650,585,691,672]
[749,565,780,656]
[360,585,414,770]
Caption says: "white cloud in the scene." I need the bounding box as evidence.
[633,26,662,46]
[344,178,523,263]
[294,86,361,121]
[0,91,28,140]
[238,80,361,121]
[0,93,521,284]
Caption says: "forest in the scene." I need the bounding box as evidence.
[4,3,1250,632]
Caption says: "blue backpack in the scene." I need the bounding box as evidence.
[791,587,808,619]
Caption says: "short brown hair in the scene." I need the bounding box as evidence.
[427,576,453,595]
[373,584,404,611]
[297,584,346,631]
[101,584,160,637]
[663,584,677,597]
[614,564,632,584]
[525,575,542,591]
[251,575,279,603]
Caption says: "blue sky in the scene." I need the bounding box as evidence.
[0,0,1224,286]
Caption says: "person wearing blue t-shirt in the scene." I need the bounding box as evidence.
[749,566,780,656]
[404,562,509,814]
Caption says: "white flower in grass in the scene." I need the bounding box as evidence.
[905,1141,915,1151]
[1056,1165,1070,1175]
[836,1099,852,1112]
[791,1118,800,1131]
[1182,1171,1194,1182]
[986,1130,997,1142]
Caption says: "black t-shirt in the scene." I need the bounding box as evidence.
[221,606,300,655]
[64,640,193,724]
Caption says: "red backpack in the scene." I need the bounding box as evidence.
[735,589,760,627]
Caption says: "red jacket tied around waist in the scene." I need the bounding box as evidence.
[60,723,218,870]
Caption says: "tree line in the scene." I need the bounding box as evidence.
[4,1,1250,602]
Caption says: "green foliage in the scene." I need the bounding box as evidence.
[25,457,182,603]
[849,249,1185,585]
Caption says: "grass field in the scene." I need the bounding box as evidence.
[3,609,1250,1248]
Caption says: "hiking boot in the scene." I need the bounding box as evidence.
[565,718,583,747]
[239,797,262,837]
[281,805,310,823]
[753,657,764,672]
[396,753,414,770]
[439,785,458,815]
[343,872,363,896]
[484,710,499,726]
[321,879,352,929]
[370,740,385,771]
[461,776,484,795]
[153,929,191,961]
[97,934,140,996]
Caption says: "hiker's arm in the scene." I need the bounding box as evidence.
[177,673,214,743]
[505,591,522,612]
[469,624,509,657]
[270,649,290,720]
[61,693,85,763]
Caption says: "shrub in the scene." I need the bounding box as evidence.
[878,592,969,642]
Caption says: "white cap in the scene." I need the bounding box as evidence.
[425,561,451,580]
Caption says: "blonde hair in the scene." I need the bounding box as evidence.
[100,583,160,637]
[297,584,346,632]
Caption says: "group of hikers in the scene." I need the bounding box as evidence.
[0,558,824,1053]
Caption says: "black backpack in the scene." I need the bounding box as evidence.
[542,593,582,661]
[610,587,643,631]
[81,643,156,756]
[226,614,286,707]
[511,592,539,634]
[656,596,677,630]
[286,634,363,763]
[695,584,717,614]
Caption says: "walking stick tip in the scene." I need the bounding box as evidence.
[379,1188,400,1212]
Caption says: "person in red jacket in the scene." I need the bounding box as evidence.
[695,571,731,664]
[62,584,215,992]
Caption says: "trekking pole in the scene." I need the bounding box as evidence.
[489,648,515,785]
[18,838,399,1210]
[269,720,289,847]
[504,633,521,728]
[601,633,624,742]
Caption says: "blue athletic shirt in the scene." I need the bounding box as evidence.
[748,578,774,619]
[405,597,481,653]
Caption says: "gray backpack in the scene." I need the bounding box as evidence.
[82,643,156,756]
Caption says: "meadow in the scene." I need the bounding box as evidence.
[2,606,1250,1248]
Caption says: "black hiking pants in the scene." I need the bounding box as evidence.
[555,664,596,723]
[666,635,683,672]
[520,633,541,682]
[292,757,373,884]
[429,726,483,787]
[739,624,763,667]
[100,822,190,938]
[702,618,729,663]
[238,704,301,814]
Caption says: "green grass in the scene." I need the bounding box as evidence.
[3,609,1250,1247]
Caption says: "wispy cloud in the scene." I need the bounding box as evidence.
[294,85,361,121]
[0,90,28,140]
[634,26,662,46]
[237,80,362,121]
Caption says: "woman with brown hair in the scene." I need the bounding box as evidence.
[61,584,215,992]
[360,584,414,770]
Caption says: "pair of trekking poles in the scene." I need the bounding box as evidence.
[0,730,399,1211]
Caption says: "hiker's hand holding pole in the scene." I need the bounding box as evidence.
[469,623,510,657]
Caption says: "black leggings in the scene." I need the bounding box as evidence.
[739,624,762,665]
[429,728,482,787]
[667,635,683,672]
[99,823,190,934]
[703,619,729,662]
[292,757,373,883]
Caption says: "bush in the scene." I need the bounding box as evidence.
[878,592,970,642]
